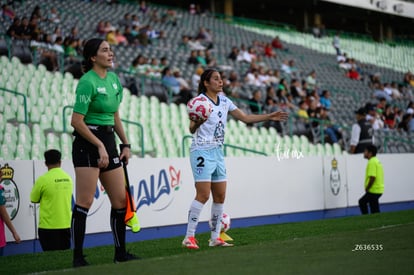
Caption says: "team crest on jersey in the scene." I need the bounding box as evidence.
[97,87,107,94]
[112,83,118,90]
[0,164,20,220]
[218,111,222,118]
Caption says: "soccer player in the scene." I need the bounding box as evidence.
[30,149,73,251]
[70,38,138,267]
[182,68,288,249]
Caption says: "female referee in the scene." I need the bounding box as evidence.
[70,38,138,266]
[182,68,288,249]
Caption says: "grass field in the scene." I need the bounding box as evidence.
[1,209,413,275]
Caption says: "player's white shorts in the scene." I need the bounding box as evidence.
[190,147,227,183]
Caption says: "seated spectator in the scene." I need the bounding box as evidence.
[373,83,392,102]
[319,108,342,144]
[280,59,291,75]
[237,44,252,63]
[31,5,45,22]
[397,113,412,132]
[188,50,199,65]
[47,7,60,24]
[162,67,192,104]
[131,14,141,28]
[263,97,283,133]
[383,104,396,129]
[118,13,131,29]
[129,54,149,75]
[139,0,149,15]
[267,69,280,87]
[228,46,239,61]
[306,70,317,91]
[188,36,205,51]
[114,29,128,45]
[96,20,106,35]
[161,9,177,26]
[191,66,203,91]
[277,88,296,112]
[264,42,276,58]
[290,78,306,99]
[249,90,263,114]
[319,90,332,110]
[347,66,361,80]
[271,36,283,50]
[6,17,22,39]
[106,30,117,45]
[1,4,16,23]
[147,58,162,78]
[196,26,213,49]
[297,100,309,120]
[124,26,138,45]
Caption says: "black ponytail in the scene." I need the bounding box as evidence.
[82,38,104,73]
[197,68,217,94]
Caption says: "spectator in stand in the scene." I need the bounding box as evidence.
[332,31,341,55]
[277,87,296,112]
[191,66,203,91]
[228,46,239,61]
[297,100,309,121]
[106,30,117,45]
[131,14,140,28]
[6,17,22,39]
[1,4,16,23]
[373,83,392,102]
[319,108,342,144]
[139,1,149,15]
[290,78,306,99]
[196,27,213,49]
[31,5,45,22]
[173,68,192,93]
[347,66,361,81]
[271,36,283,50]
[129,54,148,76]
[188,50,199,65]
[383,104,396,129]
[147,57,162,78]
[114,29,128,45]
[118,13,131,29]
[188,36,205,51]
[196,50,207,66]
[264,42,276,58]
[237,44,252,63]
[366,104,384,130]
[162,67,192,104]
[249,90,263,114]
[50,26,63,43]
[389,81,402,99]
[398,113,412,132]
[47,7,60,24]
[124,26,138,46]
[319,90,332,110]
[96,21,106,35]
[178,35,190,50]
[268,69,280,87]
[306,70,317,91]
[280,59,291,75]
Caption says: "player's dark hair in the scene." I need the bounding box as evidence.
[44,149,61,165]
[365,145,377,156]
[82,38,104,72]
[197,68,218,94]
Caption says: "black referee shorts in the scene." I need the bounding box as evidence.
[72,125,122,172]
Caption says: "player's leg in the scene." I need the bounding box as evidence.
[100,167,138,262]
[358,193,370,214]
[183,149,213,249]
[368,193,382,214]
[72,167,99,266]
[209,148,232,247]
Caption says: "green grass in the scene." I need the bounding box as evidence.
[1,210,414,275]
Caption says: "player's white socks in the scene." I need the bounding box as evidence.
[210,202,224,240]
[185,200,204,237]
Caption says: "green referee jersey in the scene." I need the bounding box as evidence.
[30,167,73,229]
[365,156,384,194]
[73,70,123,126]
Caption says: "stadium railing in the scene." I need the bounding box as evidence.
[62,105,145,157]
[0,87,28,124]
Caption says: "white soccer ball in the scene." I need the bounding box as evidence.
[209,212,231,232]
[187,96,212,121]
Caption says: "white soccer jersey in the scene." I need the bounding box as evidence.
[190,93,238,151]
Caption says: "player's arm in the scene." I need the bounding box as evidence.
[365,176,376,192]
[349,124,361,154]
[230,108,288,124]
[189,118,206,134]
[114,111,131,163]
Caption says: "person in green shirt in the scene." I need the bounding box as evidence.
[30,149,72,251]
[70,38,138,267]
[358,145,384,214]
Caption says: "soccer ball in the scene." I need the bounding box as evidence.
[187,96,212,121]
[209,212,231,232]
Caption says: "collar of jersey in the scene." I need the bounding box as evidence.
[202,93,220,106]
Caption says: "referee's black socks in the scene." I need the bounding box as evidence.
[71,204,89,260]
[111,207,127,260]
